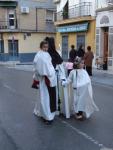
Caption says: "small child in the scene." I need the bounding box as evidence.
[62,57,99,120]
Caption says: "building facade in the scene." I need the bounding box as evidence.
[96,0,113,71]
[54,0,96,60]
[0,0,55,62]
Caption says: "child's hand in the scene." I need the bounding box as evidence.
[61,80,66,87]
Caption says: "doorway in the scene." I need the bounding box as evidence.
[103,27,108,70]
[8,40,19,61]
[62,35,68,61]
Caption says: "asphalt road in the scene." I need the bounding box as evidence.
[0,66,113,150]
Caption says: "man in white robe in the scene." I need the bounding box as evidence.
[33,41,57,123]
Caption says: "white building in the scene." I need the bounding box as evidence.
[96,0,113,71]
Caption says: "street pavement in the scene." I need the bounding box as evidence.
[5,64,113,87]
[92,69,113,88]
[0,66,113,150]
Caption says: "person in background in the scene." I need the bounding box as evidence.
[77,44,85,58]
[65,45,76,75]
[84,46,94,76]
[69,45,77,62]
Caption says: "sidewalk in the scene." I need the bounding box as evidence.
[14,65,113,88]
[0,62,34,72]
[92,69,113,87]
[1,62,113,88]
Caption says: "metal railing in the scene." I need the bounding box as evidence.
[56,2,92,21]
[0,20,55,32]
[95,56,113,70]
[0,21,8,30]
[0,21,17,30]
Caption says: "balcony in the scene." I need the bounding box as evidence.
[56,2,92,21]
[96,0,113,12]
[0,21,17,31]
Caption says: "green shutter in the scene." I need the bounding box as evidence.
[0,1,17,7]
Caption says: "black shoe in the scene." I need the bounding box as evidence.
[45,120,53,125]
[41,118,53,125]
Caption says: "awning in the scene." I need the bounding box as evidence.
[57,22,89,33]
[57,0,68,12]
[0,1,17,7]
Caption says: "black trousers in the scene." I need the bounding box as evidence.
[86,66,92,76]
[47,86,56,113]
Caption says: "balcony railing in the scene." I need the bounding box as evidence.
[0,21,17,30]
[56,2,92,21]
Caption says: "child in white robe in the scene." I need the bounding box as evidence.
[62,57,99,120]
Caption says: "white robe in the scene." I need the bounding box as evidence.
[55,63,70,118]
[63,69,99,118]
[33,50,57,121]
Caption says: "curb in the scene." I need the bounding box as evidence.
[92,80,113,88]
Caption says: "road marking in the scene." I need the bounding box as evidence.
[3,84,16,93]
[60,119,113,150]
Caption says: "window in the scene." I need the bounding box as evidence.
[9,13,15,28]
[62,35,68,61]
[63,2,68,19]
[77,35,85,50]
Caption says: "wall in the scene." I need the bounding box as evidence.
[56,32,62,51]
[96,11,113,28]
[68,33,76,49]
[17,8,46,31]
[0,8,6,21]
[18,0,55,9]
[86,20,96,52]
[1,32,55,62]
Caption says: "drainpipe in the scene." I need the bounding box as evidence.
[36,8,38,31]
[79,0,82,16]
[15,9,18,29]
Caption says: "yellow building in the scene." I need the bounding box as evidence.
[54,0,96,60]
[0,0,55,62]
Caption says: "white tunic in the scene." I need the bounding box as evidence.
[63,69,99,118]
[33,50,57,121]
[56,63,70,118]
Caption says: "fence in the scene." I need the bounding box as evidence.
[56,2,92,21]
